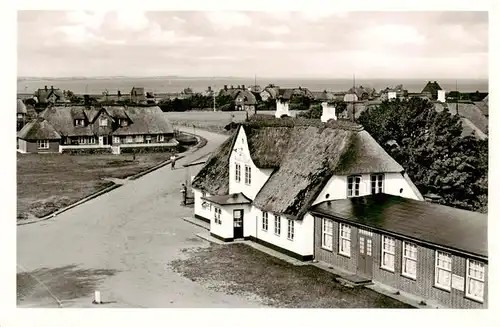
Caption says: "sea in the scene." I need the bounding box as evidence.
[16,77,489,95]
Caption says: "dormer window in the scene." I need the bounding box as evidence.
[74,119,85,126]
[118,118,128,127]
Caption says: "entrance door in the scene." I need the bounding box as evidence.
[103,136,108,145]
[357,229,373,278]
[233,210,244,239]
[99,136,104,146]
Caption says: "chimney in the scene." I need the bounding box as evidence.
[84,95,90,105]
[224,85,228,90]
[437,90,446,103]
[231,85,234,89]
[51,85,54,90]
[208,86,212,91]
[242,85,245,90]
[275,98,290,118]
[45,85,48,91]
[321,102,337,122]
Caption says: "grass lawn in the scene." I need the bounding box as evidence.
[17,151,174,220]
[170,243,413,308]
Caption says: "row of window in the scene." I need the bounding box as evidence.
[235,163,252,185]
[321,219,485,302]
[117,135,165,144]
[347,174,384,197]
[262,212,294,241]
[74,118,128,127]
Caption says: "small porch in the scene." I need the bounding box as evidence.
[201,193,252,241]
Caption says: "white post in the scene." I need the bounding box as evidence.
[94,290,102,304]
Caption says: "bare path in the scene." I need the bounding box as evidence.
[17,128,263,308]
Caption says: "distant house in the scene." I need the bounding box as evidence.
[311,90,335,102]
[34,86,67,104]
[17,117,61,153]
[421,81,442,100]
[131,87,146,104]
[189,109,487,309]
[343,93,359,102]
[17,105,177,153]
[347,86,376,100]
[380,84,407,101]
[204,86,215,97]
[17,99,27,131]
[234,90,259,112]
[259,84,280,102]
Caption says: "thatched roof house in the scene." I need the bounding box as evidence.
[17,117,61,140]
[192,115,404,220]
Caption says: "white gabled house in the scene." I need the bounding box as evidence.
[191,107,423,261]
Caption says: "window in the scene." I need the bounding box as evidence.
[402,241,417,279]
[88,137,96,144]
[347,175,361,197]
[339,224,351,256]
[371,174,384,194]
[466,259,485,302]
[37,140,49,149]
[126,136,133,143]
[322,219,333,250]
[78,136,86,144]
[113,136,120,144]
[435,251,452,290]
[145,135,151,144]
[135,135,144,143]
[287,219,295,240]
[100,118,108,126]
[119,119,128,126]
[274,215,281,236]
[75,119,85,126]
[158,135,165,142]
[235,163,241,183]
[381,236,396,271]
[244,165,252,185]
[214,207,222,225]
[262,211,268,231]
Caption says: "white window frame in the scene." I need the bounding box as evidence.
[381,235,396,272]
[339,223,351,257]
[262,211,268,231]
[100,118,108,127]
[37,140,49,149]
[126,136,133,143]
[371,174,384,194]
[158,135,165,142]
[322,219,333,251]
[274,215,281,236]
[466,259,485,302]
[214,207,222,225]
[113,136,120,144]
[88,136,96,144]
[287,219,295,241]
[135,135,144,143]
[235,163,241,183]
[244,165,252,185]
[347,175,361,197]
[435,251,452,291]
[402,241,417,279]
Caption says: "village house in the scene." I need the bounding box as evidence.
[311,90,336,102]
[130,87,147,104]
[347,86,376,101]
[189,106,487,308]
[34,86,67,104]
[17,105,176,153]
[421,81,443,100]
[17,99,27,131]
[234,89,259,112]
[259,84,280,102]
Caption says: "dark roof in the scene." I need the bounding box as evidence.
[311,91,335,101]
[39,106,95,137]
[310,194,487,259]
[17,117,61,140]
[202,193,252,206]
[192,115,405,219]
[111,106,174,136]
[235,90,258,105]
[421,81,442,94]
[17,99,27,114]
[35,88,66,103]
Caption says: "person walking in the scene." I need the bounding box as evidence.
[180,183,187,205]
[170,154,176,170]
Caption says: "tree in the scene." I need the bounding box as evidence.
[358,97,487,213]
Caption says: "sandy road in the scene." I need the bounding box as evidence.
[17,128,263,308]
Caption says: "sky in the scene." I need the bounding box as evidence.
[17,10,488,79]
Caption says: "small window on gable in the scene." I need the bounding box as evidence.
[100,118,108,126]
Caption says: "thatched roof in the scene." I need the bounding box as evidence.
[111,106,174,136]
[474,101,488,117]
[421,81,442,95]
[17,99,27,114]
[40,106,95,137]
[444,102,488,134]
[235,90,258,105]
[17,117,61,140]
[192,115,404,220]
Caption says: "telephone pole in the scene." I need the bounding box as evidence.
[455,80,459,117]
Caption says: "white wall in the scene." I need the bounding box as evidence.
[275,99,290,117]
[229,127,274,200]
[312,172,422,205]
[321,102,337,122]
[193,188,213,221]
[210,204,252,239]
[247,206,314,256]
[388,91,397,100]
[18,139,27,153]
[438,90,446,103]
